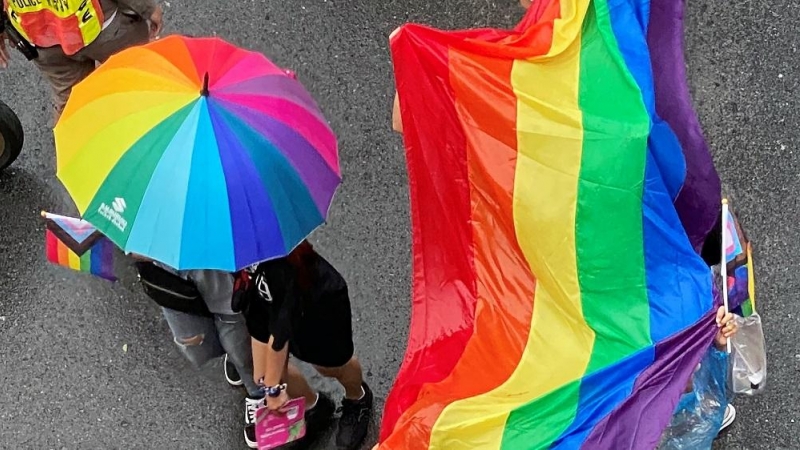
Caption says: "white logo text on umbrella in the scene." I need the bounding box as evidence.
[98,197,129,232]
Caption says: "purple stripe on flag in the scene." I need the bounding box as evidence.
[648,0,721,252]
[581,307,718,449]
[90,237,117,281]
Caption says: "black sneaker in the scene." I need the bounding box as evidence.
[243,396,263,449]
[224,354,243,387]
[335,383,373,450]
[305,393,336,438]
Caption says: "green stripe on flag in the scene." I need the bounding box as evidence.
[577,0,651,374]
[79,250,91,273]
[501,2,651,448]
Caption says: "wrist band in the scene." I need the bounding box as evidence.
[266,383,287,398]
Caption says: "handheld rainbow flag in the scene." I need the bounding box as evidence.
[42,212,117,281]
[380,0,721,449]
[723,201,756,317]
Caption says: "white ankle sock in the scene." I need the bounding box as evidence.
[355,386,366,401]
[307,393,319,410]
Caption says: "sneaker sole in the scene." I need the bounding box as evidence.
[224,355,244,387]
[720,405,736,431]
[226,375,244,387]
[243,429,258,449]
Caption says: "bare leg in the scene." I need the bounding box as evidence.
[285,362,318,407]
[314,356,364,400]
[251,338,317,406]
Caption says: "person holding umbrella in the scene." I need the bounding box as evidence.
[233,240,373,450]
[132,256,261,396]
[53,36,349,448]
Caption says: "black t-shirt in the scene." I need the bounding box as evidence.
[242,253,347,350]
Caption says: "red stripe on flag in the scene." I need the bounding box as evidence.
[45,229,62,264]
[380,26,479,441]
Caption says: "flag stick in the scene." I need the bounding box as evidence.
[721,199,732,353]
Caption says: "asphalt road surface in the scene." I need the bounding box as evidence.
[0,1,797,449]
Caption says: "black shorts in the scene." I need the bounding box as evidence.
[245,288,355,369]
[289,288,354,368]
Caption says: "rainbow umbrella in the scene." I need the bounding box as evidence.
[54,36,340,271]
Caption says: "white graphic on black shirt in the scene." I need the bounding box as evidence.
[256,275,273,303]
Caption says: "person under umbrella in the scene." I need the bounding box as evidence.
[233,240,373,450]
[53,36,346,448]
[132,255,261,398]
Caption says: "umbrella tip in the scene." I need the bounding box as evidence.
[201,73,209,97]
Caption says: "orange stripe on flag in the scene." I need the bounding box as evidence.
[382,51,535,450]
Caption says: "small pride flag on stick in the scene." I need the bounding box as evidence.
[42,211,117,281]
[722,200,756,317]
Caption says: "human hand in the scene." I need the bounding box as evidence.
[265,390,289,412]
[520,0,532,9]
[148,5,164,41]
[392,92,403,133]
[714,306,738,349]
[0,32,10,69]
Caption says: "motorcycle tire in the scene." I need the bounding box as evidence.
[0,100,24,171]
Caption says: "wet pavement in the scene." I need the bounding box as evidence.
[0,0,797,449]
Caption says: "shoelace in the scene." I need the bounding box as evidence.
[245,398,262,425]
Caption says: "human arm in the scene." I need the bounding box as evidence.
[0,25,11,69]
[242,260,299,408]
[0,32,9,69]
[260,336,291,410]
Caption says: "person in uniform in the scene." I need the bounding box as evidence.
[0,0,163,119]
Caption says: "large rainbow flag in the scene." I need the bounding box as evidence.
[379,0,722,448]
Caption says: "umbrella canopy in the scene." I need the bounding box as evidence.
[54,36,340,271]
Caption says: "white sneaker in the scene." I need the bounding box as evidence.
[244,396,263,449]
[244,396,263,425]
[720,404,736,432]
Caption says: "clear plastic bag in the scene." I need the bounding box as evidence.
[659,348,729,450]
[731,313,767,395]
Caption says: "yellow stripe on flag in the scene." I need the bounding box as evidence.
[67,248,81,271]
[428,1,592,447]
